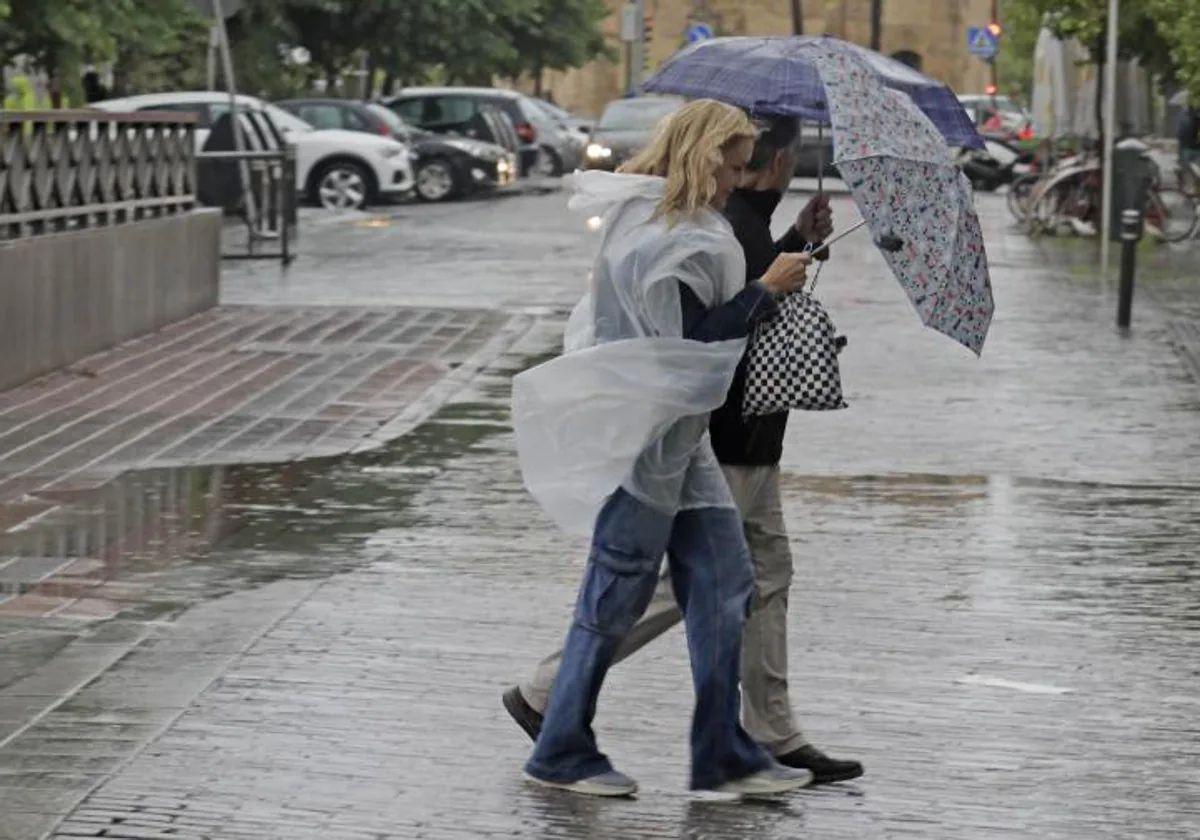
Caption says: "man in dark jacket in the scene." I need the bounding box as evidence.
[709,117,861,781]
[503,117,863,785]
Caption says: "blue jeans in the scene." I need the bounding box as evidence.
[525,488,772,790]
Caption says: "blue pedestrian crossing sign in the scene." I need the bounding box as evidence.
[686,23,714,44]
[966,26,998,59]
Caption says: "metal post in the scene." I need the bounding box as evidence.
[990,0,999,92]
[1099,0,1119,273]
[791,0,804,35]
[630,0,646,93]
[1117,208,1140,328]
[206,25,219,90]
[816,120,824,199]
[212,0,258,228]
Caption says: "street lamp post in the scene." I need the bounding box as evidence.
[1100,0,1119,273]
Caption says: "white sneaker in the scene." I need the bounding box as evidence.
[714,763,814,797]
[524,769,638,797]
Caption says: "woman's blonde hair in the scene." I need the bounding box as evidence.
[619,98,756,221]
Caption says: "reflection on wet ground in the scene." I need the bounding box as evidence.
[781,472,1200,630]
[0,395,510,632]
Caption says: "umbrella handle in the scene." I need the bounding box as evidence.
[805,218,869,259]
[817,121,824,199]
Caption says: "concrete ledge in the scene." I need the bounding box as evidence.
[0,210,220,391]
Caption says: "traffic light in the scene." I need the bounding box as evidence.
[987,21,1002,38]
[985,84,998,95]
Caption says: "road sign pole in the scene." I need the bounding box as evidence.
[630,0,645,93]
[1100,0,1119,274]
[211,0,257,228]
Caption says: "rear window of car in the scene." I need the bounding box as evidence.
[598,98,681,131]
[294,104,344,130]
[367,104,410,137]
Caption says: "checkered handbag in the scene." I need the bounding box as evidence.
[742,291,848,417]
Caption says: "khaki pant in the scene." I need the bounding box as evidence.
[521,464,806,756]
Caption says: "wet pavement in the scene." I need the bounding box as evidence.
[1,182,1198,839]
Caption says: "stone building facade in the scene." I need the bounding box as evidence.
[529,0,996,118]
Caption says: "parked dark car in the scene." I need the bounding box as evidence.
[584,95,684,171]
[384,87,577,176]
[276,98,517,202]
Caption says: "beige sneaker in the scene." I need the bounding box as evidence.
[714,763,813,797]
[524,769,638,797]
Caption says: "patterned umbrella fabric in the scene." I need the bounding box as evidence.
[643,35,984,150]
[810,43,993,355]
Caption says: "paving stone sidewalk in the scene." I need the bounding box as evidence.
[1,190,1198,839]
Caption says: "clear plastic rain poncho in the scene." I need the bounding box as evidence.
[511,171,749,536]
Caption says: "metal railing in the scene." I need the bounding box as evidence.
[0,110,197,241]
[197,147,297,263]
[195,109,297,264]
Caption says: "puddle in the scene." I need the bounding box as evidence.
[0,359,524,622]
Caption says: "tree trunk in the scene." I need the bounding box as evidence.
[533,55,544,96]
[870,0,882,51]
[791,0,804,35]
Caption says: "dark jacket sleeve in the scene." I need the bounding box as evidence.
[678,281,778,343]
[774,224,810,256]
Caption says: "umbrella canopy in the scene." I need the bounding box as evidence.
[644,35,984,149]
[810,44,993,355]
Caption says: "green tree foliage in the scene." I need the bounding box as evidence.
[1145,0,1200,99]
[0,0,207,102]
[995,1,1043,103]
[998,0,1200,100]
[1,0,611,105]
[502,0,612,94]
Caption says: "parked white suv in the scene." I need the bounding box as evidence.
[90,92,415,210]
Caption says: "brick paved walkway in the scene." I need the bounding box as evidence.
[0,305,530,621]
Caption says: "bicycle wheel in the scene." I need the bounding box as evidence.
[1006,173,1039,222]
[1149,187,1198,243]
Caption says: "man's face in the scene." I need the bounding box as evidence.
[768,143,800,191]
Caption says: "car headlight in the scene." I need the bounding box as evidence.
[496,159,510,173]
[379,145,406,159]
[586,143,613,160]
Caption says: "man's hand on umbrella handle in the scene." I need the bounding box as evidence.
[796,195,834,261]
[760,252,810,295]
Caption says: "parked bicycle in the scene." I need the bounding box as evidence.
[1015,142,1197,243]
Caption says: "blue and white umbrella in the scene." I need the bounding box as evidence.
[644,35,984,149]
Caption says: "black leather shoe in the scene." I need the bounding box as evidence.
[775,744,864,784]
[502,686,543,742]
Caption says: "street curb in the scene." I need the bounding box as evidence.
[350,312,536,453]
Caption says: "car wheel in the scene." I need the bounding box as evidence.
[533,146,562,177]
[415,158,459,202]
[314,160,373,211]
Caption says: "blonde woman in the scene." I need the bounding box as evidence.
[512,100,812,797]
